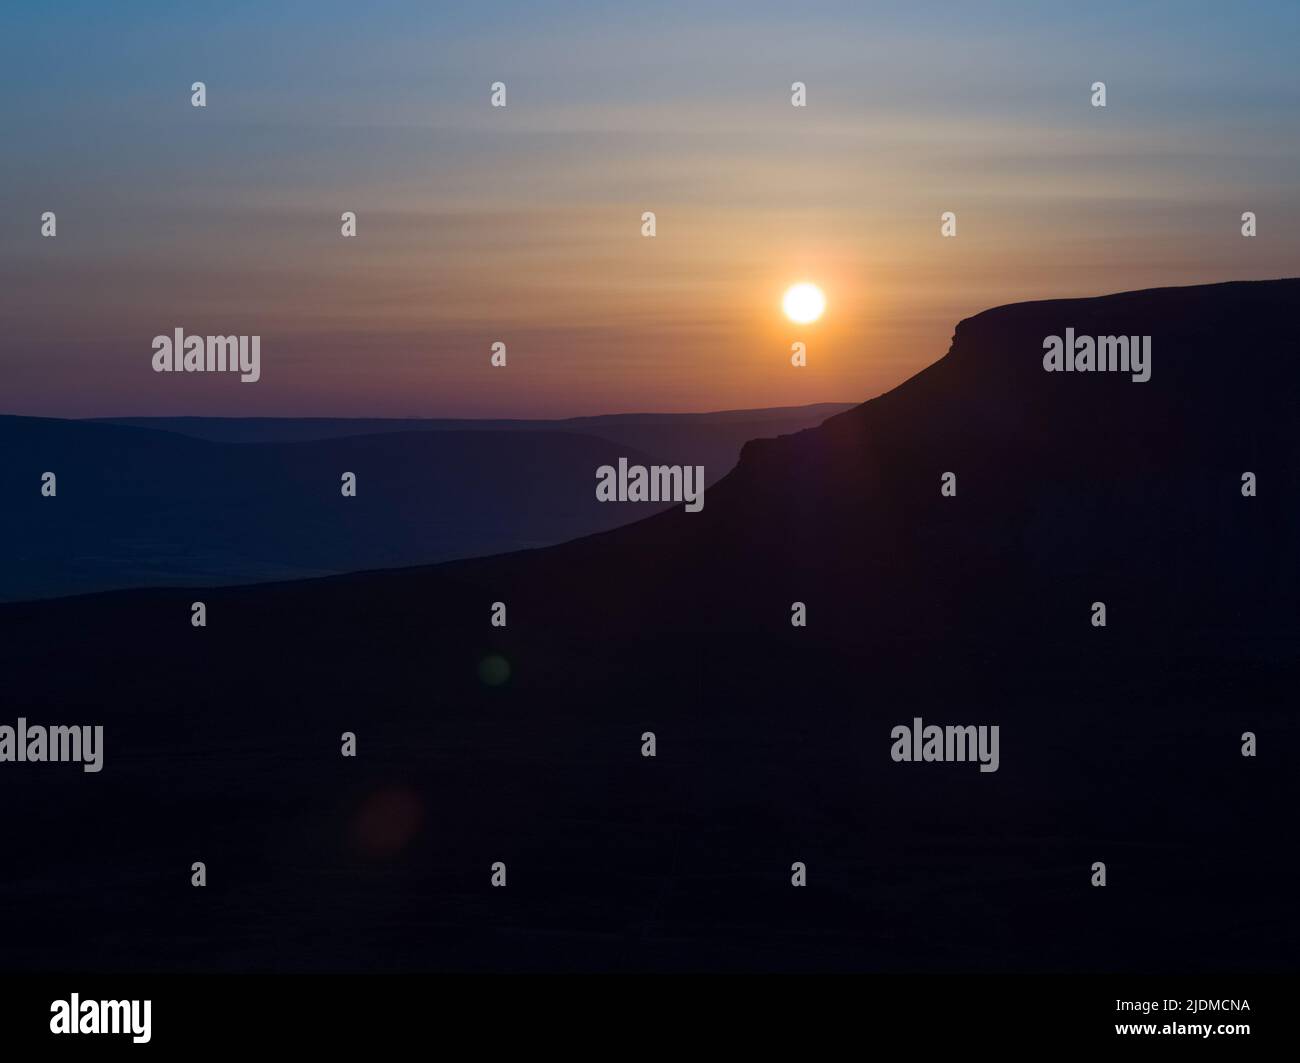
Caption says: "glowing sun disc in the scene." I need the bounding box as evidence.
[783,283,826,324]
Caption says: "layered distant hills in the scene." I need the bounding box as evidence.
[1,282,1296,972]
[0,403,849,601]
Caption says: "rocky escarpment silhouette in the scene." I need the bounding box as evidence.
[0,280,1296,972]
[516,279,1295,626]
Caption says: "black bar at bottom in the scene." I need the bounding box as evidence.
[0,974,1287,1052]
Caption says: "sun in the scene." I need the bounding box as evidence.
[783,282,826,324]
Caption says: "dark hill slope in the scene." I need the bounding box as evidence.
[0,420,663,600]
[1,280,1296,972]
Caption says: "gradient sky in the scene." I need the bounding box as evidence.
[2,0,1298,417]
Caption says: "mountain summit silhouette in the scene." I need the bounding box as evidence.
[455,278,1298,648]
[1,279,1297,973]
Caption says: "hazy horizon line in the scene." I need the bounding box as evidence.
[2,400,860,424]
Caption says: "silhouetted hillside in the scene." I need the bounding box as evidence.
[0,402,847,601]
[505,278,1299,651]
[0,420,667,601]
[1,281,1296,973]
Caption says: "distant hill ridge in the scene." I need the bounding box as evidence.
[0,402,849,601]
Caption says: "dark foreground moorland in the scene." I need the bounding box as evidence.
[1,279,1296,972]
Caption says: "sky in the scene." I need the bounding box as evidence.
[2,0,1298,418]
